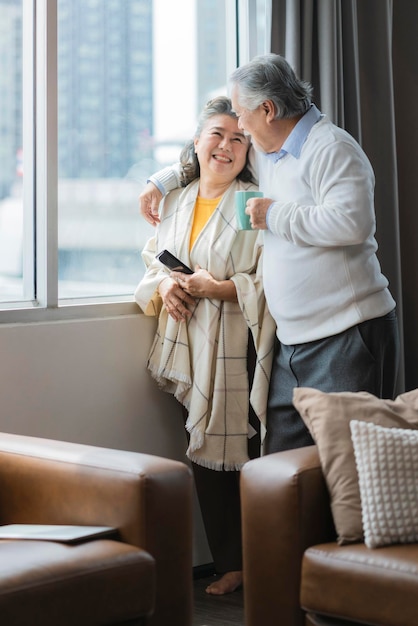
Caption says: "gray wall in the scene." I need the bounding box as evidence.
[0,313,211,565]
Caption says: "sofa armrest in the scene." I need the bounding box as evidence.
[0,432,193,626]
[240,446,336,626]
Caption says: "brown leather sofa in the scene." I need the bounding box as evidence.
[0,432,193,626]
[241,445,418,626]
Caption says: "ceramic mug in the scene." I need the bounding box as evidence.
[235,190,264,230]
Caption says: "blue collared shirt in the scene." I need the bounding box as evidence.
[263,104,323,164]
[264,104,323,225]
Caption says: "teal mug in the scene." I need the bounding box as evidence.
[235,190,264,230]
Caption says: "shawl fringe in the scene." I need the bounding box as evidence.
[147,363,192,397]
[186,449,246,472]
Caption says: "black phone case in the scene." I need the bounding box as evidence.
[156,250,194,274]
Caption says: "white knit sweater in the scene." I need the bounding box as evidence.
[256,116,395,344]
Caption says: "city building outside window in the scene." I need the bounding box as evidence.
[0,0,269,317]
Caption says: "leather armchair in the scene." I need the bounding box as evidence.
[241,446,418,626]
[0,432,193,626]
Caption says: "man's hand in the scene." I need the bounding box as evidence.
[139,181,163,226]
[245,197,273,230]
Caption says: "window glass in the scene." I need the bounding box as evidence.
[0,0,26,303]
[57,0,229,299]
[0,0,270,310]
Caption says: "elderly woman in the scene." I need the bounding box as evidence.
[134,97,275,595]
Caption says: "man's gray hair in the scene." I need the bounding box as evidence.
[230,53,312,119]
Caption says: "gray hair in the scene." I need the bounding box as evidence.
[179,96,254,186]
[230,53,312,120]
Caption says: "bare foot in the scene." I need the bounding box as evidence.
[205,570,243,595]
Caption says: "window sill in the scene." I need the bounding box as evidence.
[0,299,141,324]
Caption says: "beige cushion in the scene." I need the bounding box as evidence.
[292,387,418,544]
[350,419,418,548]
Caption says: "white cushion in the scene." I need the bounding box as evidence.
[350,420,418,548]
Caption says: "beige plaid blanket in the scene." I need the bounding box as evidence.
[134,179,276,470]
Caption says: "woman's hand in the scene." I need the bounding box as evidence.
[139,182,163,226]
[158,277,196,322]
[171,266,237,302]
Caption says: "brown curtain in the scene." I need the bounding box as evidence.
[269,0,418,392]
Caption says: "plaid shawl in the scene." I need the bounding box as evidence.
[134,179,276,470]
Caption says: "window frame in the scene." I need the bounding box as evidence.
[0,0,267,324]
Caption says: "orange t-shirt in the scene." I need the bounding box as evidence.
[189,196,221,250]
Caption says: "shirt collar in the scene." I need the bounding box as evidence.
[263,104,323,163]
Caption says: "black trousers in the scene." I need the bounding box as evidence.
[190,408,259,574]
[265,308,400,454]
[185,333,258,574]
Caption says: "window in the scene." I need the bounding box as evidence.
[0,0,269,320]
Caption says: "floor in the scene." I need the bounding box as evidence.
[193,574,244,626]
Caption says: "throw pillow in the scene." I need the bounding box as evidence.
[292,387,418,544]
[350,420,418,548]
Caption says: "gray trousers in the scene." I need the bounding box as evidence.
[265,308,400,454]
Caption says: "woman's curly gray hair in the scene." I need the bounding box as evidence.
[179,96,254,187]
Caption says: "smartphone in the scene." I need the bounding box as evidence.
[156,249,194,274]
